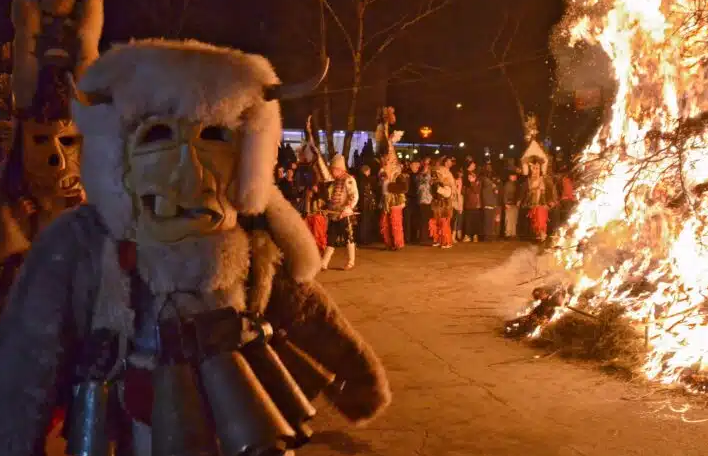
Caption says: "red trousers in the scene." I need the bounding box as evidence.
[429,217,452,246]
[306,214,328,253]
[528,206,549,239]
[380,207,405,249]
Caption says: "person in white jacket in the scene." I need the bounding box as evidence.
[322,154,359,270]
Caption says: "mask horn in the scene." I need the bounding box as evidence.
[264,58,330,101]
[66,73,113,107]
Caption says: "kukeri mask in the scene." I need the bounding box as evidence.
[125,116,240,243]
[21,118,83,198]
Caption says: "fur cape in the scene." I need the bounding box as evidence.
[0,203,391,455]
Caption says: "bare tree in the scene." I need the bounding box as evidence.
[322,0,453,161]
[490,8,527,139]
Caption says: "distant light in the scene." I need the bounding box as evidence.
[458,142,465,148]
[485,151,490,157]
[456,103,463,109]
[413,149,419,154]
[419,126,433,139]
[555,146,561,151]
[405,154,410,159]
[499,153,504,159]
[397,153,402,158]
[509,144,515,150]
[434,149,440,155]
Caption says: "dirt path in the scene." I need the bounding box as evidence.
[302,243,707,456]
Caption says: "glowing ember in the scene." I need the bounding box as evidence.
[547,0,708,390]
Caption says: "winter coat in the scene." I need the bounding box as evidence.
[480,176,501,208]
[462,181,481,210]
[417,171,433,205]
[503,180,520,206]
[357,175,378,212]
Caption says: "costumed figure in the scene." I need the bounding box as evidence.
[429,159,455,248]
[520,140,558,242]
[321,154,359,270]
[376,106,407,250]
[0,40,389,456]
[11,0,103,115]
[0,0,102,308]
[296,115,332,253]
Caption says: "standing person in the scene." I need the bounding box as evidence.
[304,183,328,253]
[277,167,299,207]
[452,168,464,242]
[376,106,407,250]
[404,159,421,243]
[357,165,378,245]
[503,171,520,239]
[417,157,434,245]
[520,143,558,243]
[480,166,501,241]
[462,172,482,242]
[429,157,455,249]
[322,154,359,270]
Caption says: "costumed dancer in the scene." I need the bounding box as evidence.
[429,157,455,248]
[0,40,389,456]
[321,154,359,270]
[0,0,103,308]
[296,115,332,253]
[376,106,407,250]
[520,120,558,243]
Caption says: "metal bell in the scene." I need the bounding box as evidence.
[151,363,219,456]
[242,343,317,448]
[270,338,335,401]
[65,381,113,456]
[198,351,296,455]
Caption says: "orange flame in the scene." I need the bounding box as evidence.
[548,0,708,389]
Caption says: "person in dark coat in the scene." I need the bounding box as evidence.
[480,167,501,241]
[461,172,482,242]
[403,159,421,243]
[357,165,378,245]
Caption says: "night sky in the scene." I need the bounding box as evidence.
[0,0,601,160]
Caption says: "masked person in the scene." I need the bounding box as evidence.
[429,157,455,249]
[376,107,407,250]
[520,140,558,242]
[321,154,359,270]
[0,66,86,309]
[0,40,390,456]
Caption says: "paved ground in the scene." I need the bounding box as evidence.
[301,242,708,456]
[47,242,708,455]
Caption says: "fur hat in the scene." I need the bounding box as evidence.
[330,154,346,171]
[70,39,283,238]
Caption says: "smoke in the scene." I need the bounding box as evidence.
[550,1,616,96]
[476,247,569,318]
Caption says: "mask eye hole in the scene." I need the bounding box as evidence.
[34,135,50,145]
[200,125,230,142]
[139,124,173,144]
[59,136,79,147]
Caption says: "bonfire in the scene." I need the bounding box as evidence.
[512,0,708,392]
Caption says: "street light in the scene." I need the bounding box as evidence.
[413,149,419,154]
[555,146,561,151]
[484,151,490,157]
[434,149,440,155]
[499,153,504,159]
[459,142,465,148]
[509,144,515,150]
[456,103,463,109]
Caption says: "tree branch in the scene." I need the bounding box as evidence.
[322,0,357,58]
[362,0,453,73]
